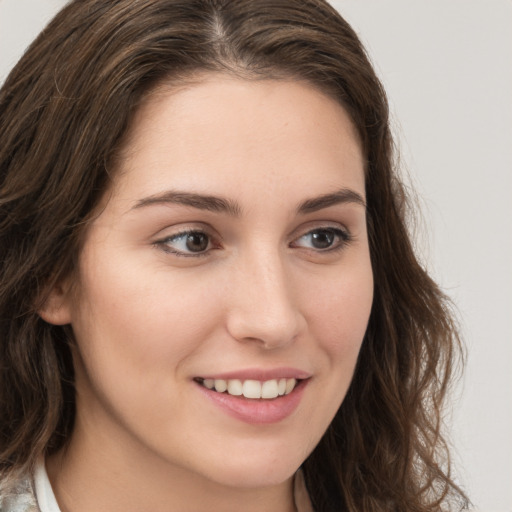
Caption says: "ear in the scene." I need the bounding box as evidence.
[38,281,73,326]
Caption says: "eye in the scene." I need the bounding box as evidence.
[292,227,350,251]
[157,230,213,257]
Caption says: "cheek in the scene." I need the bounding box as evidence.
[69,253,222,378]
[68,256,226,444]
[305,262,373,359]
[300,257,373,427]
[288,261,373,451]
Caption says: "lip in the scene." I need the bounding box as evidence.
[195,376,309,425]
[198,367,312,381]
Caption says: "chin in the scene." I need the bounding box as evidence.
[209,465,298,490]
[196,446,308,489]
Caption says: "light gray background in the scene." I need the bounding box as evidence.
[1,1,511,511]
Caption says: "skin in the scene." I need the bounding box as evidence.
[42,75,374,512]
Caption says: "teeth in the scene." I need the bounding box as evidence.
[203,379,215,389]
[285,378,296,395]
[214,379,227,393]
[201,378,298,399]
[243,380,262,399]
[227,379,242,396]
[261,379,279,399]
[278,378,286,396]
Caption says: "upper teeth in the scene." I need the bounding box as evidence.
[201,378,297,399]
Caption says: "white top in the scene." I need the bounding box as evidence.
[33,464,60,512]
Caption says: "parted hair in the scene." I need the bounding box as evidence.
[0,1,468,510]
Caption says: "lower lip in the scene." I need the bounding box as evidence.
[195,380,308,425]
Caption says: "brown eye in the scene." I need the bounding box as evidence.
[293,227,350,251]
[185,232,209,252]
[159,230,212,256]
[310,230,336,249]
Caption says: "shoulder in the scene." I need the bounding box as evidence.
[0,476,40,512]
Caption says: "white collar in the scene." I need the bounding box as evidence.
[34,461,61,512]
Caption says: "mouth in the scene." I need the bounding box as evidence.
[194,377,300,399]
[193,369,310,424]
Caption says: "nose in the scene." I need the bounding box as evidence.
[225,251,304,350]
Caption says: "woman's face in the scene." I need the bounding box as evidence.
[52,76,373,489]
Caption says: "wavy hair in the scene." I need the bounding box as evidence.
[0,1,467,510]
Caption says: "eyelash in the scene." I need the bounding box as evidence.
[291,227,352,252]
[155,226,352,258]
[156,229,217,257]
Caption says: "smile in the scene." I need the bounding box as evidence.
[197,378,298,399]
[194,368,311,424]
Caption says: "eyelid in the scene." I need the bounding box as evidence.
[290,224,353,252]
[152,221,353,258]
[153,224,220,258]
[290,220,351,240]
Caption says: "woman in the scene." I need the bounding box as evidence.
[0,1,468,511]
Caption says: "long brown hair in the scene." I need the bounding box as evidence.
[0,1,468,510]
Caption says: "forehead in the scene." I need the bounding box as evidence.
[111,75,365,208]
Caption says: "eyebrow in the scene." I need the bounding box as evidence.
[132,190,242,217]
[131,187,365,216]
[297,188,366,213]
